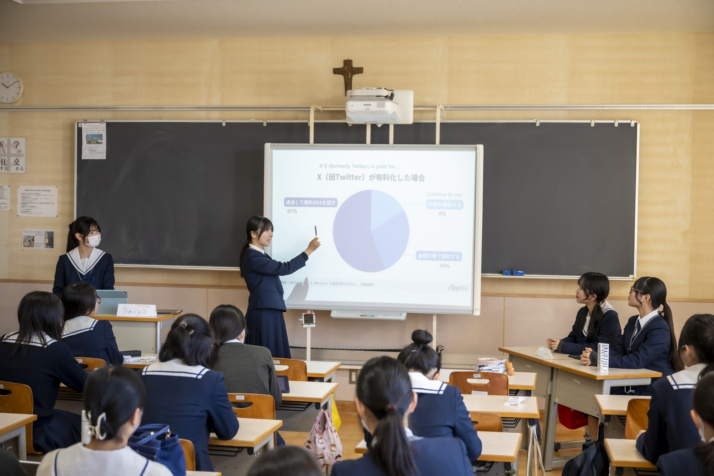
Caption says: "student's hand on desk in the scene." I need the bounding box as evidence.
[546,338,559,351]
[305,237,321,256]
[580,348,592,366]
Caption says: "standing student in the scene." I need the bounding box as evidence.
[240,216,320,358]
[53,216,115,298]
[581,276,680,394]
[140,314,238,472]
[37,366,171,476]
[397,329,481,465]
[331,356,472,476]
[657,372,714,476]
[0,291,88,452]
[61,282,123,365]
[546,272,621,355]
[636,313,714,464]
[210,304,282,407]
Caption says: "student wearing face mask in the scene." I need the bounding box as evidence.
[656,372,714,476]
[52,216,115,298]
[37,365,171,476]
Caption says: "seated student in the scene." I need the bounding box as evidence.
[0,291,88,452]
[247,446,322,476]
[396,329,481,465]
[37,365,171,476]
[61,282,123,365]
[0,448,27,476]
[209,304,282,407]
[636,313,714,463]
[581,276,680,393]
[546,272,620,355]
[140,314,238,472]
[657,372,714,476]
[331,356,472,476]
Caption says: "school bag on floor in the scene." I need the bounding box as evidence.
[304,409,343,471]
[561,441,609,476]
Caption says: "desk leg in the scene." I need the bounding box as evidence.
[541,367,558,471]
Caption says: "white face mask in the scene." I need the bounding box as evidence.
[87,234,101,248]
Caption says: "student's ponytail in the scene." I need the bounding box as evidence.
[636,277,682,371]
[397,329,441,375]
[692,373,714,475]
[159,314,213,367]
[678,314,714,379]
[240,216,274,277]
[575,272,610,339]
[356,356,417,476]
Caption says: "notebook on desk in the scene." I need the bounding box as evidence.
[96,290,128,314]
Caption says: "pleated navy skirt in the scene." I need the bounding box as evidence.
[245,308,291,358]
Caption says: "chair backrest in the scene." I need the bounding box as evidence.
[75,357,107,371]
[448,371,509,396]
[273,358,308,381]
[0,381,41,454]
[179,438,195,471]
[471,412,503,432]
[227,393,276,419]
[624,398,650,439]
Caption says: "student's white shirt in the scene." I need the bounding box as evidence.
[248,244,265,254]
[67,247,105,274]
[37,443,172,476]
[638,309,660,330]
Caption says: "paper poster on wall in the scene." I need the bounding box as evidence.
[22,229,55,249]
[0,137,26,173]
[0,186,9,210]
[81,123,106,160]
[17,186,58,217]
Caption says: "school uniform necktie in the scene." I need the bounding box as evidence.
[629,320,642,350]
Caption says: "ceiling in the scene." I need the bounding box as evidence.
[1,0,713,43]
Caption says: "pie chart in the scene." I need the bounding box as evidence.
[333,190,410,272]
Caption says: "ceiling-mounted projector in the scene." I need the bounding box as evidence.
[346,88,414,125]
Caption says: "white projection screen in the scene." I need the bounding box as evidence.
[264,144,484,315]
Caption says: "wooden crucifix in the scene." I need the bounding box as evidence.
[333,59,363,95]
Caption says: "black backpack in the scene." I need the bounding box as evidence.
[561,441,610,476]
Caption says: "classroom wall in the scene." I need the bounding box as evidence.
[1,33,713,368]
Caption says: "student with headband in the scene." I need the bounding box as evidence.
[37,366,171,476]
[657,372,714,476]
[53,216,115,298]
[636,313,714,463]
[140,314,238,472]
[331,356,472,476]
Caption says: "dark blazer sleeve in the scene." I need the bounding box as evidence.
[101,321,124,365]
[243,251,308,277]
[449,386,482,462]
[53,343,88,392]
[595,310,622,347]
[52,256,67,297]
[610,319,671,370]
[207,373,240,440]
[636,380,667,463]
[100,253,115,290]
[613,316,636,357]
[559,308,586,354]
[264,350,282,407]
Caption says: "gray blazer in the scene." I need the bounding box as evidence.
[212,342,282,407]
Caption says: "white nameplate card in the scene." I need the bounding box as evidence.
[598,343,610,373]
[117,304,157,318]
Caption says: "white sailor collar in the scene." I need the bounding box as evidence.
[248,244,265,254]
[67,247,106,275]
[667,363,707,390]
[1,331,57,348]
[141,358,210,379]
[62,315,98,338]
[409,371,447,395]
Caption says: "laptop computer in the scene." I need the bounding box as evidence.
[96,289,128,314]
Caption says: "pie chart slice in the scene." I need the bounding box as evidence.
[333,190,409,272]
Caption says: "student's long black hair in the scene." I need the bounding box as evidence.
[66,216,100,253]
[574,272,610,340]
[159,314,212,367]
[246,446,322,476]
[61,282,98,321]
[13,291,64,356]
[239,216,274,277]
[631,276,681,371]
[678,313,714,378]
[356,356,417,476]
[209,304,246,364]
[692,372,714,474]
[398,329,441,376]
[83,365,145,442]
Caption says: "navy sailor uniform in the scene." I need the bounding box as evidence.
[140,359,239,471]
[241,247,308,358]
[657,447,710,476]
[635,363,705,463]
[556,301,621,355]
[0,332,88,452]
[61,315,124,365]
[52,247,115,297]
[408,372,482,462]
[332,428,472,476]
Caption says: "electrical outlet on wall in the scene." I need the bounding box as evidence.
[349,369,358,384]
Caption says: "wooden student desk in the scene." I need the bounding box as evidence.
[92,312,182,354]
[462,394,539,419]
[439,368,537,393]
[604,438,656,472]
[209,417,282,453]
[282,381,339,408]
[595,394,652,416]
[500,346,661,471]
[0,413,37,459]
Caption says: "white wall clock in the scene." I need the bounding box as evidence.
[0,72,24,104]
